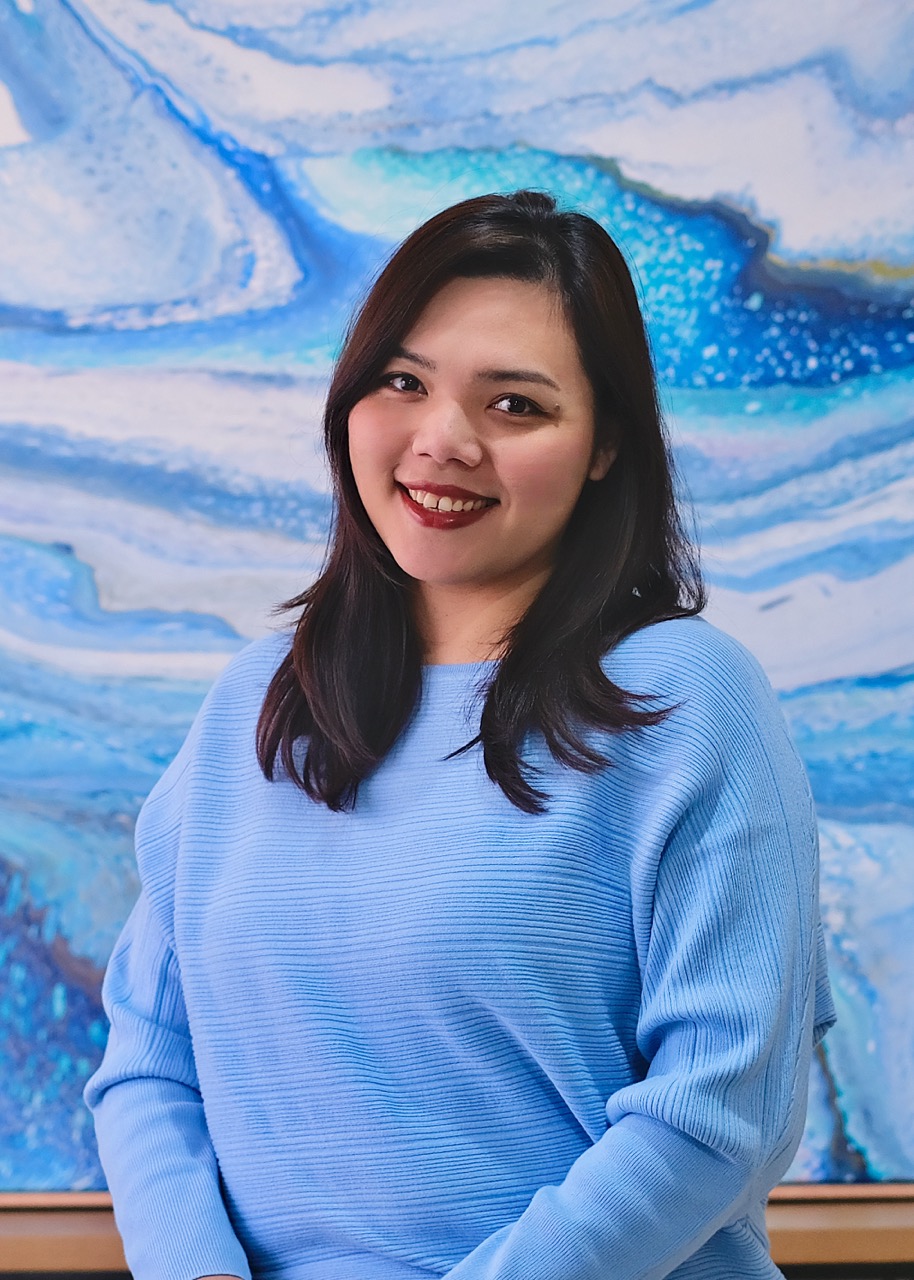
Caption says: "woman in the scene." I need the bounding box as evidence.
[86,190,835,1280]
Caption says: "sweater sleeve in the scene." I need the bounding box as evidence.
[440,630,835,1280]
[84,704,252,1280]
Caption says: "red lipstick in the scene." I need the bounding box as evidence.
[397,481,497,530]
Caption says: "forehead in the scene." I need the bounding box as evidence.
[405,275,579,365]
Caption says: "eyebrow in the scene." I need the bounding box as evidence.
[394,345,436,372]
[394,346,562,392]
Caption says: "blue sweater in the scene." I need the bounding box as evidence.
[85,617,835,1280]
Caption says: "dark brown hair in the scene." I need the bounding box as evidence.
[257,190,705,812]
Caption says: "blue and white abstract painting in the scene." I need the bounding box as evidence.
[1,0,912,1189]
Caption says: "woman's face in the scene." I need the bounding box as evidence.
[347,275,612,611]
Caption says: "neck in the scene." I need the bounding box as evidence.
[415,573,549,665]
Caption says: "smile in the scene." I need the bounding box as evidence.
[406,487,495,512]
[397,484,498,529]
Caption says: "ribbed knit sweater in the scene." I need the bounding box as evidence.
[85,616,835,1280]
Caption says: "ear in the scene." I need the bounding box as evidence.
[588,444,616,483]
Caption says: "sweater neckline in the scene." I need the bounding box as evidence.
[421,658,498,678]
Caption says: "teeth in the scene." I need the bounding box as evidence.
[407,488,490,513]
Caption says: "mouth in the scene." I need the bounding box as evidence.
[401,484,497,513]
[396,482,498,528]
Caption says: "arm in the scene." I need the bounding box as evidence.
[84,706,252,1280]
[85,886,251,1280]
[441,636,834,1280]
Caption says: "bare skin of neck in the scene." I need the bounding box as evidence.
[415,569,550,666]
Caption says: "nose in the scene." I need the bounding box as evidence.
[410,399,484,468]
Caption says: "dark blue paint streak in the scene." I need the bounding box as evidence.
[0,427,333,542]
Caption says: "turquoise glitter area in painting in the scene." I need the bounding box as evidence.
[0,0,912,1191]
[296,148,914,390]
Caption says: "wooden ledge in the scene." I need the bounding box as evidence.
[1,1188,912,1272]
[771,1183,914,1201]
[768,1185,914,1265]
[0,1197,125,1273]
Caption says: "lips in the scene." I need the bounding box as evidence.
[398,480,496,506]
[397,481,498,529]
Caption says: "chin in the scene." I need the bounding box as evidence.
[384,544,473,583]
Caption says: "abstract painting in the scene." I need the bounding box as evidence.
[0,0,912,1188]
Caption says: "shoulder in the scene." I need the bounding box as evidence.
[603,615,776,717]
[196,628,293,718]
[602,616,802,781]
[180,627,294,771]
[603,614,764,687]
[137,629,291,821]
[601,619,817,870]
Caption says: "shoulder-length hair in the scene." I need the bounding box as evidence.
[257,189,705,813]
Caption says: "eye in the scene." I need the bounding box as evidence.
[491,393,543,417]
[380,371,424,394]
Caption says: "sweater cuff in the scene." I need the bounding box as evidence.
[94,1078,252,1280]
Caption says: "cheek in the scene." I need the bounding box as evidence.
[347,404,392,488]
[347,403,372,461]
[503,437,593,511]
